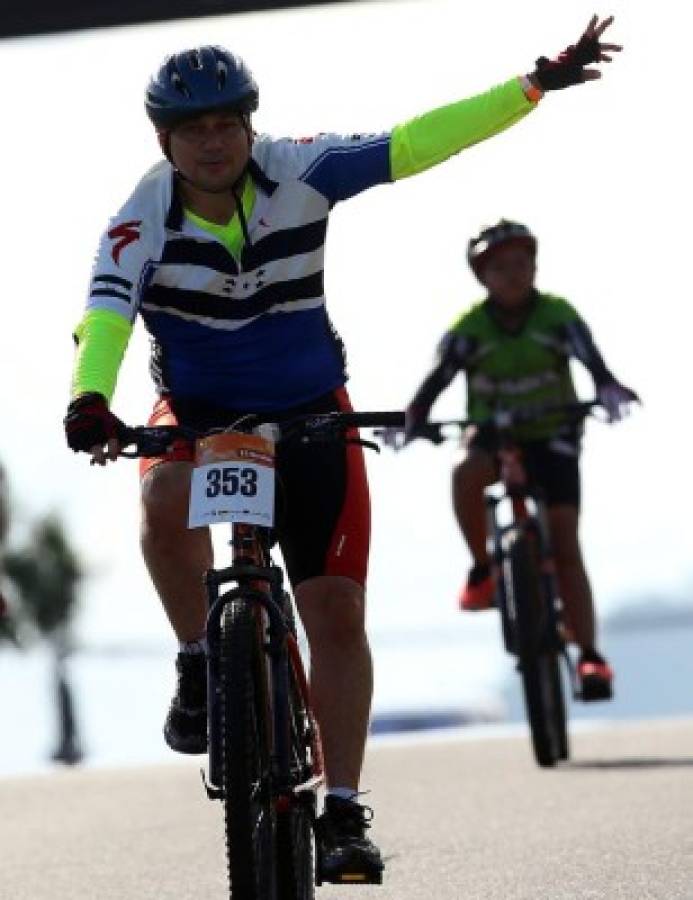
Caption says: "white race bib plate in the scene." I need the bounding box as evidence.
[188,432,275,529]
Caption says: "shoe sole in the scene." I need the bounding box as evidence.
[163,725,207,755]
[316,845,384,886]
[461,600,495,612]
[319,871,383,885]
[580,676,613,703]
[317,862,383,886]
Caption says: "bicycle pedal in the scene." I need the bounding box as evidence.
[317,868,383,886]
[315,848,383,886]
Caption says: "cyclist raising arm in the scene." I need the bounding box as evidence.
[405,219,638,699]
[64,17,620,881]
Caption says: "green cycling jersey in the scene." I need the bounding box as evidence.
[411,291,614,441]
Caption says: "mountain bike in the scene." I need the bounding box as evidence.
[384,401,600,768]
[122,408,402,898]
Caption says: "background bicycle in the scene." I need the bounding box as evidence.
[382,400,610,768]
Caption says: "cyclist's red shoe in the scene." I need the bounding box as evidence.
[164,652,208,754]
[459,563,495,611]
[578,651,614,702]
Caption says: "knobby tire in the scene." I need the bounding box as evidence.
[221,598,277,900]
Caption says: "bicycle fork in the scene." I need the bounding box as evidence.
[486,493,570,667]
[201,560,322,823]
[200,561,281,794]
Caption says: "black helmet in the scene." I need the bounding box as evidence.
[467,219,537,278]
[145,46,259,128]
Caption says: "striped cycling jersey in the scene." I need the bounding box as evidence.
[72,77,538,410]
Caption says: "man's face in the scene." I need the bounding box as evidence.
[479,242,536,307]
[163,110,251,192]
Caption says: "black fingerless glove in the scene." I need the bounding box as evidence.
[532,34,601,91]
[404,404,429,444]
[64,392,128,453]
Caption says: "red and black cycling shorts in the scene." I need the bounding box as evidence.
[140,387,371,588]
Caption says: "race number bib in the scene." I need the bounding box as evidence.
[188,432,275,529]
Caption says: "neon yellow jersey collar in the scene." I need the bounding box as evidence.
[184,176,256,258]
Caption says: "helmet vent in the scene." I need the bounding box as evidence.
[170,70,191,99]
[216,60,228,90]
[189,50,203,70]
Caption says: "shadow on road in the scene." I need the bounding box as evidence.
[567,757,693,770]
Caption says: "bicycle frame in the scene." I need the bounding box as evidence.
[381,401,601,767]
[486,445,563,660]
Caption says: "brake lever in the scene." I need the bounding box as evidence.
[346,437,380,453]
[296,424,381,454]
[119,439,173,458]
[118,426,182,458]
[118,433,146,458]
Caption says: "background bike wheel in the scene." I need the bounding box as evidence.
[530,652,569,764]
[221,597,277,899]
[506,532,569,768]
[276,594,315,900]
[550,650,569,761]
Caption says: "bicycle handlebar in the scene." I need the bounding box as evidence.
[381,400,603,449]
[120,410,406,459]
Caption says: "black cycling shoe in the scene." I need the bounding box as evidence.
[163,652,207,754]
[315,795,384,885]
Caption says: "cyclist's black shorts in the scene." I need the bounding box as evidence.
[469,432,581,509]
[140,387,370,588]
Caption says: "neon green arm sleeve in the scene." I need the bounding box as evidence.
[70,308,134,402]
[390,77,537,181]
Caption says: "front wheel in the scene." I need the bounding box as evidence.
[220,597,277,899]
[276,795,314,900]
[505,531,569,768]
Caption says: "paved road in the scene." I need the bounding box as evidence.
[2,718,692,899]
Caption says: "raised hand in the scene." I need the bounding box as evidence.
[531,15,622,91]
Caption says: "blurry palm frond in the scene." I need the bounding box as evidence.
[0,593,19,646]
[3,515,83,641]
[0,463,17,645]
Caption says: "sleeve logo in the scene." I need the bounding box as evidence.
[108,220,142,265]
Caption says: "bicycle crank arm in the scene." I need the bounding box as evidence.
[563,648,582,701]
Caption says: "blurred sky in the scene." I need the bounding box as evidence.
[0,0,689,647]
